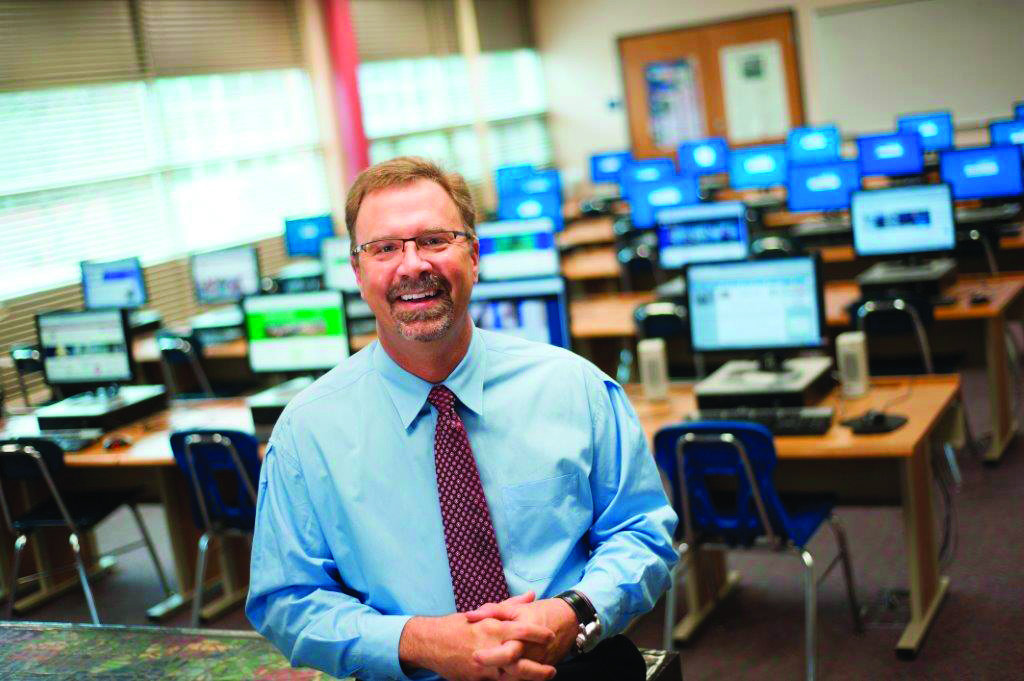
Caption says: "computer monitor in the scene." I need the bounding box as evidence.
[939,146,1024,200]
[686,256,825,354]
[628,177,700,229]
[80,257,147,310]
[786,125,841,165]
[497,190,564,231]
[655,201,748,269]
[321,236,359,293]
[989,119,1024,148]
[787,161,861,212]
[477,218,559,281]
[856,133,924,176]
[727,145,787,189]
[499,168,562,202]
[618,158,677,194]
[243,290,349,373]
[897,111,954,152]
[35,309,133,390]
[851,184,956,257]
[1014,101,1024,120]
[284,214,334,258]
[470,277,570,349]
[191,245,262,305]
[590,151,632,184]
[495,164,536,197]
[677,138,729,175]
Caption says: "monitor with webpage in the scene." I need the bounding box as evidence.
[856,133,924,176]
[191,245,262,305]
[628,177,700,229]
[590,151,632,184]
[787,161,861,212]
[655,201,748,269]
[786,125,841,165]
[851,184,955,257]
[284,214,334,258]
[35,309,133,392]
[477,218,559,281]
[989,119,1024,148]
[243,290,349,373]
[939,146,1024,200]
[677,138,729,175]
[321,236,359,293]
[80,257,147,310]
[470,277,570,349]
[727,145,787,189]
[897,111,954,152]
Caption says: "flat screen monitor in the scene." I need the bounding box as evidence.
[243,290,349,373]
[989,119,1024,147]
[477,218,559,281]
[628,177,700,229]
[80,257,147,309]
[498,168,561,202]
[897,111,954,152]
[497,190,563,231]
[470,277,570,349]
[786,125,841,165]
[619,159,676,194]
[728,145,787,189]
[495,164,535,197]
[787,161,861,212]
[856,133,924,176]
[686,257,824,353]
[939,146,1024,200]
[590,151,632,184]
[284,214,334,258]
[851,184,956,257]
[1016,102,1024,120]
[321,236,359,293]
[655,201,748,269]
[677,138,729,175]
[36,309,133,387]
[191,245,262,305]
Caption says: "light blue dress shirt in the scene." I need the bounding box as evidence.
[246,327,678,680]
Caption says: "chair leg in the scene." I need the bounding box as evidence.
[801,549,816,681]
[662,563,679,651]
[828,516,865,633]
[128,504,172,597]
[6,535,27,619]
[69,533,100,625]
[191,532,212,628]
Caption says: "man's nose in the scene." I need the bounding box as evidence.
[395,240,431,278]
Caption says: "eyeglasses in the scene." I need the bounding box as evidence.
[352,230,473,260]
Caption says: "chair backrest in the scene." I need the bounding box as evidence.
[169,429,261,532]
[749,235,804,259]
[0,439,69,533]
[852,295,935,373]
[156,331,203,365]
[654,422,796,547]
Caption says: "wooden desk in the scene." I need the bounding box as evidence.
[630,376,960,657]
[556,215,615,250]
[569,292,655,338]
[561,247,620,281]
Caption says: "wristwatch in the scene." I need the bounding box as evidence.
[556,589,602,654]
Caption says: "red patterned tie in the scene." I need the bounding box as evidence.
[427,384,511,612]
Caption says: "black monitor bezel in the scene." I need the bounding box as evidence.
[34,308,135,391]
[190,244,263,306]
[241,289,351,374]
[79,256,149,310]
[469,275,572,350]
[654,201,750,270]
[850,183,957,258]
[939,145,1024,201]
[895,109,954,152]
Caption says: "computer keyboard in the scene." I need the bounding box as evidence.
[682,406,834,436]
[37,428,104,452]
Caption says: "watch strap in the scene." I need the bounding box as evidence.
[556,590,602,653]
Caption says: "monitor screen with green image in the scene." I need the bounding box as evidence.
[243,290,349,373]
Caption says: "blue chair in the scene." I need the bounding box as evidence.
[169,429,260,627]
[654,422,863,681]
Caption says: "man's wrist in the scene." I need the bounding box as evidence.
[555,590,603,654]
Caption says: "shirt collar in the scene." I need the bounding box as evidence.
[372,327,486,429]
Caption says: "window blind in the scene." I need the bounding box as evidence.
[350,0,459,61]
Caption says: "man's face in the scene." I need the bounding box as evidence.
[351,178,479,345]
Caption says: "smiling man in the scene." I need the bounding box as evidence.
[246,157,677,681]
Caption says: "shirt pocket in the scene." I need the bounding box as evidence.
[501,472,590,582]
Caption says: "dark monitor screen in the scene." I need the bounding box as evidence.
[628,177,700,228]
[728,145,787,189]
[787,161,861,212]
[897,111,954,152]
[677,138,729,175]
[80,257,147,310]
[989,119,1024,148]
[470,277,570,349]
[284,214,334,258]
[786,125,841,165]
[856,133,924,176]
[590,151,632,184]
[851,184,956,257]
[191,245,262,305]
[243,290,349,373]
[497,190,563,231]
[618,158,676,195]
[655,201,748,269]
[940,146,1024,200]
[477,218,559,281]
[321,236,359,293]
[686,257,824,353]
[36,309,133,386]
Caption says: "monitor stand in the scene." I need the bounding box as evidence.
[857,256,957,298]
[695,355,834,409]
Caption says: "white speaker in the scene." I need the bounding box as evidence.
[638,338,669,401]
[836,331,869,397]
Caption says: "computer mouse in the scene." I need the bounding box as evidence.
[102,435,134,450]
[970,292,991,305]
[862,409,887,426]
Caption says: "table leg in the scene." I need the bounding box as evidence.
[672,548,740,643]
[147,468,200,620]
[984,315,1017,462]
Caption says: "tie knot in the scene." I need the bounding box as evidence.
[427,384,456,412]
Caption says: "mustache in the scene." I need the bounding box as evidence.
[387,272,451,302]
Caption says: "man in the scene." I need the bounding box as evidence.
[246,157,678,681]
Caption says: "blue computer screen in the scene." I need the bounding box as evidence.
[470,277,570,348]
[856,133,924,176]
[787,161,861,212]
[81,257,147,309]
[497,190,564,230]
[495,164,535,197]
[628,177,700,228]
[590,151,632,184]
[990,119,1024,148]
[1015,102,1024,120]
[786,126,841,165]
[687,257,823,353]
[507,168,562,198]
[851,184,955,257]
[940,146,1024,199]
[655,201,748,269]
[728,145,787,189]
[618,159,676,195]
[477,218,559,281]
[677,138,729,175]
[284,214,334,257]
[897,111,954,152]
